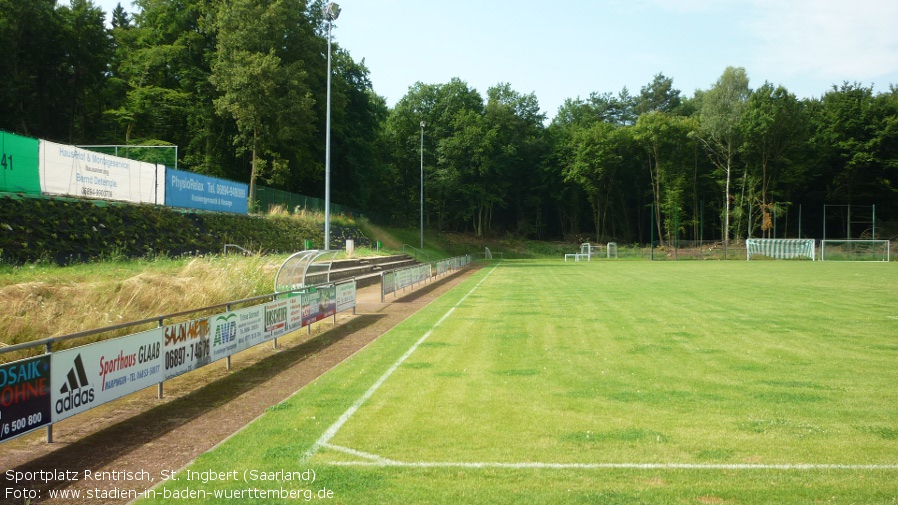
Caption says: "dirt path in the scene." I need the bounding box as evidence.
[0,267,479,505]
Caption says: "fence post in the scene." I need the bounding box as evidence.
[45,341,53,443]
[157,317,165,399]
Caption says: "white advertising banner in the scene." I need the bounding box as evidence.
[51,329,163,422]
[336,281,356,313]
[263,299,290,341]
[162,317,212,381]
[288,296,304,332]
[39,140,165,204]
[210,311,239,361]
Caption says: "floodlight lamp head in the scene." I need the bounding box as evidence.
[324,2,341,21]
[421,120,427,128]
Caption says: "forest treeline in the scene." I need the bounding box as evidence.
[2,0,897,243]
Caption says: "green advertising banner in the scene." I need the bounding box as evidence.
[0,131,41,194]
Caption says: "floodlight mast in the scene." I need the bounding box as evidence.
[420,120,426,249]
[323,2,340,251]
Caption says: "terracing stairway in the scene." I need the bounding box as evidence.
[303,254,419,288]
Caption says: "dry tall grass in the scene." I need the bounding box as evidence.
[0,254,286,361]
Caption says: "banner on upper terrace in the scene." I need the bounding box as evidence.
[0,131,41,194]
[165,168,248,214]
[40,140,165,205]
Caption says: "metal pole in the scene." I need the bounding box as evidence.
[420,121,426,249]
[847,204,851,239]
[324,13,335,251]
[872,204,876,239]
[46,341,53,443]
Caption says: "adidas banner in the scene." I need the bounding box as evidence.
[0,355,52,441]
[51,329,163,423]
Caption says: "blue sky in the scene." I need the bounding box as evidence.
[96,0,898,120]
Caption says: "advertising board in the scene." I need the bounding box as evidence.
[165,168,248,214]
[162,318,213,381]
[40,140,164,204]
[51,329,163,422]
[336,281,356,312]
[0,355,52,441]
[0,131,41,194]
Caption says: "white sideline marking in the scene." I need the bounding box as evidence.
[302,264,497,461]
[322,443,393,463]
[327,458,898,471]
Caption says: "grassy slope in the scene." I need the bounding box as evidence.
[0,215,401,357]
[142,260,898,504]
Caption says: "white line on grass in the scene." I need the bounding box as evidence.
[327,458,898,471]
[301,264,498,462]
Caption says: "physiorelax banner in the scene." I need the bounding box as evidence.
[165,168,248,214]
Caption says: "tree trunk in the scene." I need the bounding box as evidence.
[724,144,732,250]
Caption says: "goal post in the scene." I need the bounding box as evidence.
[746,238,816,261]
[820,240,890,262]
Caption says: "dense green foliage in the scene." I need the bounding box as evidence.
[0,195,369,264]
[1,1,896,242]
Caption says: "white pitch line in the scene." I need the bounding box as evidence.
[327,459,898,471]
[302,264,498,462]
[322,443,395,463]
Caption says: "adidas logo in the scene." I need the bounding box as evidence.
[60,354,89,393]
[55,354,95,414]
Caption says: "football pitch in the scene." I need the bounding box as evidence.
[142,260,898,504]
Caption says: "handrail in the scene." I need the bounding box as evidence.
[223,244,253,255]
[0,279,343,358]
[401,244,430,263]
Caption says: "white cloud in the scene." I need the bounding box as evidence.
[748,0,898,81]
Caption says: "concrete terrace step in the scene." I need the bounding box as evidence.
[303,254,420,288]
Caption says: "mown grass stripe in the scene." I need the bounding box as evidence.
[302,264,498,460]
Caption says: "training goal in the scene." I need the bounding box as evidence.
[746,238,816,261]
[820,240,890,262]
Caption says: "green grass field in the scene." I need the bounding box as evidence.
[140,260,898,504]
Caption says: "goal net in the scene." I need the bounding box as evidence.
[820,240,890,262]
[746,238,815,261]
[580,243,596,257]
[606,242,618,259]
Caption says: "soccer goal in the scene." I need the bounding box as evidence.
[580,243,596,257]
[606,242,618,259]
[746,238,816,261]
[820,240,890,262]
